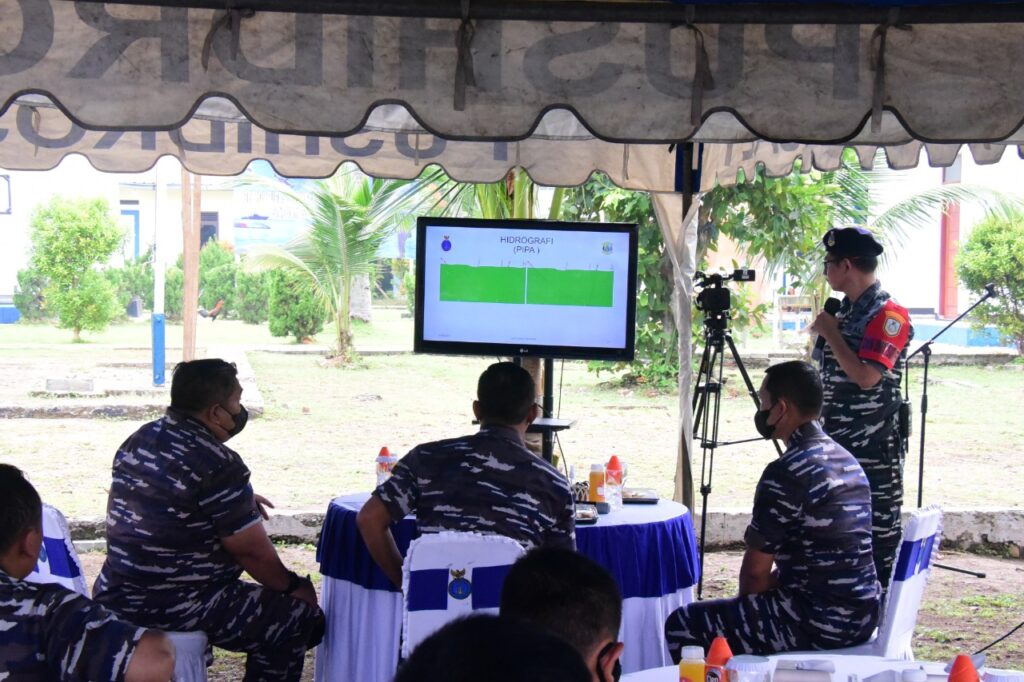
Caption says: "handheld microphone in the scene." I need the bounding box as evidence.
[813,297,843,356]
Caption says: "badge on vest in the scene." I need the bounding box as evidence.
[884,316,903,337]
[448,568,472,600]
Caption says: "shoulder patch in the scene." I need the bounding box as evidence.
[859,300,911,369]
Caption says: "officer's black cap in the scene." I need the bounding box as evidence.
[822,226,884,257]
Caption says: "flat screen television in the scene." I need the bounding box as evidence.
[414,217,638,361]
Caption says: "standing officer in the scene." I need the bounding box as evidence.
[811,226,913,587]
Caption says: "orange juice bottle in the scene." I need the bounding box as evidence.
[588,463,606,503]
[679,646,705,682]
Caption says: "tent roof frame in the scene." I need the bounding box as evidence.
[69,0,1024,25]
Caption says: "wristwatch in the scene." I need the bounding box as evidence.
[281,569,303,594]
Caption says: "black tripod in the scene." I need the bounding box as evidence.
[903,284,997,579]
[691,272,781,598]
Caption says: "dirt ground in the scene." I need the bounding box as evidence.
[75,547,1024,679]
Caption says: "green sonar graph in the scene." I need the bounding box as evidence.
[439,264,613,307]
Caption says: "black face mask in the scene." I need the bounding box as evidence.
[596,643,621,682]
[753,405,776,439]
[223,404,249,438]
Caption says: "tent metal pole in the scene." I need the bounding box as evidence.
[152,165,166,386]
[681,143,695,217]
[69,0,1024,24]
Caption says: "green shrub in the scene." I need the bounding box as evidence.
[49,270,119,340]
[199,241,238,314]
[268,269,327,341]
[236,269,270,324]
[164,266,184,321]
[14,267,49,321]
[958,212,1024,354]
[403,269,416,316]
[105,255,154,314]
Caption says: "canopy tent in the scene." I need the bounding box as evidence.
[4,0,1024,509]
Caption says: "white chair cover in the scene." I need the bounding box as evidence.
[812,505,944,660]
[401,531,526,658]
[165,630,210,682]
[26,503,88,596]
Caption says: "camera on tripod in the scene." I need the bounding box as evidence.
[694,268,755,330]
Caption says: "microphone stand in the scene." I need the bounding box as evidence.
[904,286,995,579]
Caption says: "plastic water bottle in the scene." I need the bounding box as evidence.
[605,455,624,511]
[375,446,397,486]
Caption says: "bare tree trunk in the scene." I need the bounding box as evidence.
[72,328,81,342]
[350,274,372,323]
[181,168,200,361]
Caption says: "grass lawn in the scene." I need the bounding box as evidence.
[1,311,1023,518]
[4,311,1023,673]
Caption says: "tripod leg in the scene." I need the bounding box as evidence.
[692,340,713,429]
[724,333,783,455]
[694,335,724,598]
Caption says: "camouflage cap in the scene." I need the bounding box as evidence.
[823,226,884,257]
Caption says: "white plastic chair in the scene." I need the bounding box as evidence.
[165,630,210,682]
[401,531,526,658]
[26,503,89,596]
[796,505,944,660]
[25,504,209,681]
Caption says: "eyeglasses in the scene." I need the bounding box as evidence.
[823,258,843,273]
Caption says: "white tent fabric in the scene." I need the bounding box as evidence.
[0,97,681,191]
[701,136,1024,190]
[4,2,1024,145]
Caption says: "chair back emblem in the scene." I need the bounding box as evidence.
[448,568,472,600]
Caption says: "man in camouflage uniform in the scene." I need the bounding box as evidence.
[812,227,913,587]
[358,361,575,588]
[0,464,175,681]
[665,361,879,656]
[92,359,324,682]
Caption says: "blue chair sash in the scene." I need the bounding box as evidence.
[406,564,512,612]
[892,533,937,582]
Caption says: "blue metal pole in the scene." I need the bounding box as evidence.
[152,313,165,386]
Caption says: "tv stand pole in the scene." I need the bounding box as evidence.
[543,357,555,461]
[518,356,574,464]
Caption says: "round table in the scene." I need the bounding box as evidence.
[315,492,700,682]
[621,655,1019,682]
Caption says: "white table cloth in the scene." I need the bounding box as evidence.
[315,492,700,682]
[622,655,1023,682]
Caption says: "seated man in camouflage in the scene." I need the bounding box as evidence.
[665,361,880,657]
[0,464,175,681]
[92,359,324,682]
[358,361,576,588]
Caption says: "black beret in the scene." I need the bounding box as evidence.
[823,226,884,257]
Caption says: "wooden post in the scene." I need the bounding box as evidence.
[181,167,200,362]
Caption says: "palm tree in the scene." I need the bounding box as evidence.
[244,170,415,359]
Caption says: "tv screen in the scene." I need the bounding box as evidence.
[414,217,638,360]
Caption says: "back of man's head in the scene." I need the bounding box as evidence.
[170,359,238,413]
[763,360,823,418]
[0,464,42,555]
[500,547,622,661]
[394,614,590,682]
[476,362,536,426]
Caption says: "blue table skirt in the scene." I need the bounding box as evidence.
[317,494,700,601]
